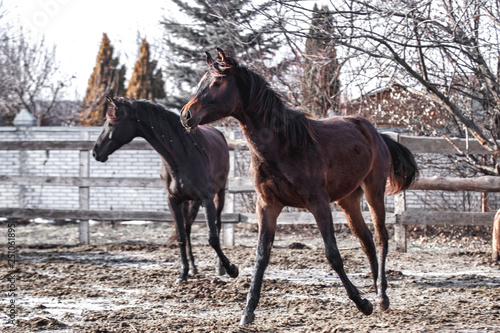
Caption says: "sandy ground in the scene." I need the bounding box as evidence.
[1,220,499,332]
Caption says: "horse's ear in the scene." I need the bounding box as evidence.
[205,51,214,66]
[105,96,118,122]
[106,96,117,109]
[216,47,227,64]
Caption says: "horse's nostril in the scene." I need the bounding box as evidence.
[186,110,192,120]
[92,150,97,158]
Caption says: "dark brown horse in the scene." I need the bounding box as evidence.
[181,48,418,325]
[93,97,239,281]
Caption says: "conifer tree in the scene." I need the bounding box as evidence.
[301,4,341,118]
[80,33,126,126]
[161,0,282,109]
[125,39,166,100]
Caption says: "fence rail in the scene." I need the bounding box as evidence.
[0,139,249,151]
[2,174,499,193]
[1,134,499,259]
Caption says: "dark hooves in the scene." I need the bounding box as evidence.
[240,312,255,325]
[357,298,373,316]
[228,265,239,278]
[175,277,188,284]
[379,295,390,311]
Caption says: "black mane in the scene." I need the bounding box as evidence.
[216,60,316,148]
[113,98,191,149]
[115,98,181,125]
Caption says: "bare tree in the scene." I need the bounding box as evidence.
[0,2,73,126]
[0,1,17,125]
[259,0,500,175]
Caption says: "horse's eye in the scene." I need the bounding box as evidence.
[211,80,221,88]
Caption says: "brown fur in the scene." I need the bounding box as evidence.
[181,48,418,325]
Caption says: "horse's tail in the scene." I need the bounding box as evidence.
[381,133,419,195]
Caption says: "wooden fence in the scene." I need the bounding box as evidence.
[384,133,499,260]
[1,133,499,258]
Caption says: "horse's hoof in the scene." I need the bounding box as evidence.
[175,275,188,284]
[240,312,255,325]
[379,295,390,311]
[357,298,373,316]
[228,265,239,278]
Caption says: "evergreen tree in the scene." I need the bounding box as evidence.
[161,0,282,109]
[301,4,340,118]
[125,38,166,100]
[80,33,126,126]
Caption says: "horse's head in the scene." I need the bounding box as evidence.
[181,48,242,130]
[93,97,138,162]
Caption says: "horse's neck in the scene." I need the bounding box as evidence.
[136,116,189,170]
[236,113,283,161]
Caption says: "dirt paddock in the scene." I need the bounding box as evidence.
[1,220,499,332]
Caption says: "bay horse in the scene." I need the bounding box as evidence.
[181,48,418,325]
[93,97,239,281]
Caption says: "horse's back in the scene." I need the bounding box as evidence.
[312,116,374,151]
[314,115,389,156]
[317,115,378,135]
[198,125,227,144]
[308,115,391,200]
[197,125,229,158]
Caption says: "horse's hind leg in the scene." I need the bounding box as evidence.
[202,198,238,278]
[183,200,200,275]
[310,195,373,316]
[364,181,390,311]
[168,197,190,282]
[214,186,226,275]
[215,186,225,235]
[337,188,379,291]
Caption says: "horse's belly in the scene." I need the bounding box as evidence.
[325,165,371,202]
[252,171,308,208]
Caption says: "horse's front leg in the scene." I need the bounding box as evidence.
[203,199,239,278]
[168,196,190,282]
[240,197,283,325]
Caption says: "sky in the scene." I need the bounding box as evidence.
[4,0,168,99]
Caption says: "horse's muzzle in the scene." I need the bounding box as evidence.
[92,146,108,162]
[181,109,200,130]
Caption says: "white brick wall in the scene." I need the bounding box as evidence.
[22,186,79,209]
[89,187,167,211]
[0,151,20,175]
[91,150,161,178]
[0,127,167,212]
[0,185,19,207]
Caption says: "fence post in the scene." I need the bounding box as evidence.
[393,131,407,252]
[79,131,90,245]
[394,191,407,252]
[18,146,28,210]
[493,209,500,262]
[222,128,235,246]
